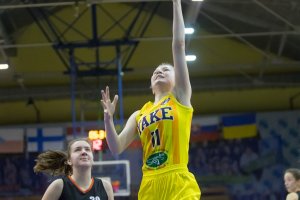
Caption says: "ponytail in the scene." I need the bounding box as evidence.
[34,137,91,176]
[34,150,72,176]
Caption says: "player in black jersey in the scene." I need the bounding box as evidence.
[284,168,300,200]
[34,137,114,200]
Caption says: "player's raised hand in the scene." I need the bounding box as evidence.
[101,86,118,118]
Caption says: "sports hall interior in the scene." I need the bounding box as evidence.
[0,0,299,199]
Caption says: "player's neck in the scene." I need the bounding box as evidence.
[71,168,92,188]
[154,92,170,104]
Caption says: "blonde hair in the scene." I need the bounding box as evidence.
[33,137,92,176]
[157,62,173,69]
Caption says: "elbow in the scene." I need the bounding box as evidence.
[110,150,121,155]
[116,146,125,154]
[109,146,124,155]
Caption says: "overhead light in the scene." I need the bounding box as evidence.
[185,28,194,34]
[192,0,204,1]
[0,63,9,70]
[186,55,197,62]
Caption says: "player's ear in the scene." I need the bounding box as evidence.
[67,159,72,166]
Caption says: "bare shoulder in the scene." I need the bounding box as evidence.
[100,178,111,188]
[126,110,139,122]
[286,192,298,200]
[131,110,139,117]
[48,178,64,191]
[42,178,63,200]
[124,110,139,126]
[54,178,64,184]
[98,178,114,199]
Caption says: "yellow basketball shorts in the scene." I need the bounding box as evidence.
[138,165,201,200]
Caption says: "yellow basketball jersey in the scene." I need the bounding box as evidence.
[136,93,193,174]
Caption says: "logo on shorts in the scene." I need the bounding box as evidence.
[146,151,168,169]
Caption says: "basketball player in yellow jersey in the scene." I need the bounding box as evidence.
[101,0,201,199]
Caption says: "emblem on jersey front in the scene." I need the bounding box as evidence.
[146,151,168,168]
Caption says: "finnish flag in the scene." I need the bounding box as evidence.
[27,127,65,152]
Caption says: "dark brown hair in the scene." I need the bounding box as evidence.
[33,137,92,176]
[285,168,300,180]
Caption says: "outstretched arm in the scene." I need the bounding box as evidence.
[172,0,192,107]
[101,86,138,154]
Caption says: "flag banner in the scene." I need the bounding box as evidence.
[222,113,257,139]
[191,116,221,142]
[27,127,65,152]
[0,128,24,153]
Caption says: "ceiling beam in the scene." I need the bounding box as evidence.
[200,11,271,59]
[202,3,282,30]
[0,30,298,49]
[252,0,298,30]
[0,0,168,10]
[1,73,300,102]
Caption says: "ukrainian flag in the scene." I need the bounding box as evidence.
[222,113,257,139]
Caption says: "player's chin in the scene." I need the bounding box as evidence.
[79,160,93,165]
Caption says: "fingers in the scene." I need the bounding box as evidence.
[100,87,118,116]
[101,86,115,105]
[101,86,112,101]
[112,95,118,107]
[101,86,118,105]
[101,90,104,102]
[106,86,110,100]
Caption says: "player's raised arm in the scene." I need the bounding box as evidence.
[172,0,192,107]
[101,86,138,154]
